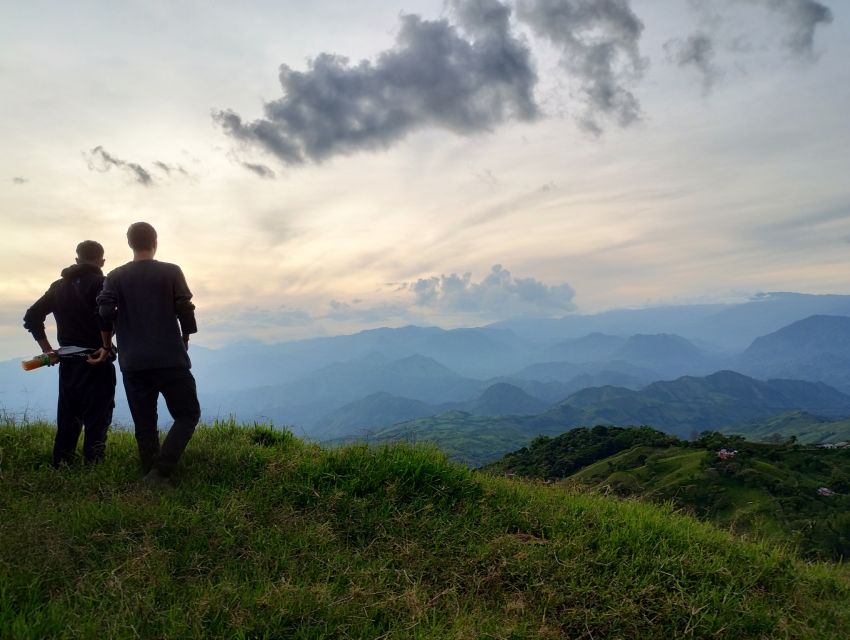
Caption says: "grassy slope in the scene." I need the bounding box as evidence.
[723,411,850,444]
[329,411,567,467]
[567,442,850,559]
[1,423,849,639]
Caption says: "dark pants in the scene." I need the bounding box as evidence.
[122,367,201,477]
[55,359,116,466]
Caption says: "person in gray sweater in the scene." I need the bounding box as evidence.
[95,222,200,484]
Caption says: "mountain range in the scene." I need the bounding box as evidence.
[736,315,850,392]
[348,370,850,464]
[3,293,850,438]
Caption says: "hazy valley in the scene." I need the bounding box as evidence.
[5,293,850,458]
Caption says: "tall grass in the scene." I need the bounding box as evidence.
[1,421,848,639]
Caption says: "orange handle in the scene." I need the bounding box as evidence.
[21,354,51,371]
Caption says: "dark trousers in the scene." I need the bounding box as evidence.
[122,367,201,476]
[55,360,116,466]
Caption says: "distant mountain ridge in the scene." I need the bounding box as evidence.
[313,383,551,441]
[4,295,850,433]
[611,333,716,375]
[211,353,484,430]
[491,292,850,350]
[547,333,625,362]
[511,360,656,385]
[452,383,549,417]
[541,370,850,438]
[311,393,435,440]
[345,371,850,465]
[737,315,850,392]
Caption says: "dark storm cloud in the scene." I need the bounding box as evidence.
[515,0,647,135]
[12,177,28,185]
[215,0,833,162]
[664,33,720,94]
[241,162,276,179]
[214,0,538,165]
[407,264,576,316]
[85,146,153,185]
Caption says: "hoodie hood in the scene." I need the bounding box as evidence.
[60,263,103,279]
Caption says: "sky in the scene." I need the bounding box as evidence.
[1,0,848,358]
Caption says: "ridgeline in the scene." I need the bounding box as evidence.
[2,421,849,639]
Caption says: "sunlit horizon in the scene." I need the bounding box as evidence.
[2,0,849,359]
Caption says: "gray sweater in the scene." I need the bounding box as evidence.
[98,260,197,371]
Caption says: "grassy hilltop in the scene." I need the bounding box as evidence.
[487,427,850,561]
[2,422,850,639]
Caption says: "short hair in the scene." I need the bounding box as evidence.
[127,222,157,251]
[76,240,104,262]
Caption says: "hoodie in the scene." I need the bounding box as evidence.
[24,263,109,349]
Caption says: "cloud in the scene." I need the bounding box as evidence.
[208,305,314,331]
[12,177,28,185]
[85,146,153,185]
[241,162,276,179]
[515,0,647,135]
[314,265,578,327]
[255,210,297,246]
[152,161,189,177]
[214,0,832,160]
[325,300,412,323]
[407,264,576,317]
[84,147,194,185]
[214,0,538,166]
[664,33,720,94]
[684,0,833,59]
[472,168,499,187]
[753,0,833,56]
[670,1,832,93]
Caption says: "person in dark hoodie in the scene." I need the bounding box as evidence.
[23,240,116,467]
[94,222,200,485]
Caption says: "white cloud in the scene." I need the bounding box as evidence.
[407,264,576,317]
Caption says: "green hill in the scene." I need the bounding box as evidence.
[336,372,850,466]
[310,392,436,440]
[487,427,850,560]
[485,425,679,478]
[461,382,550,416]
[723,411,850,444]
[328,410,567,467]
[541,370,850,438]
[2,421,850,639]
